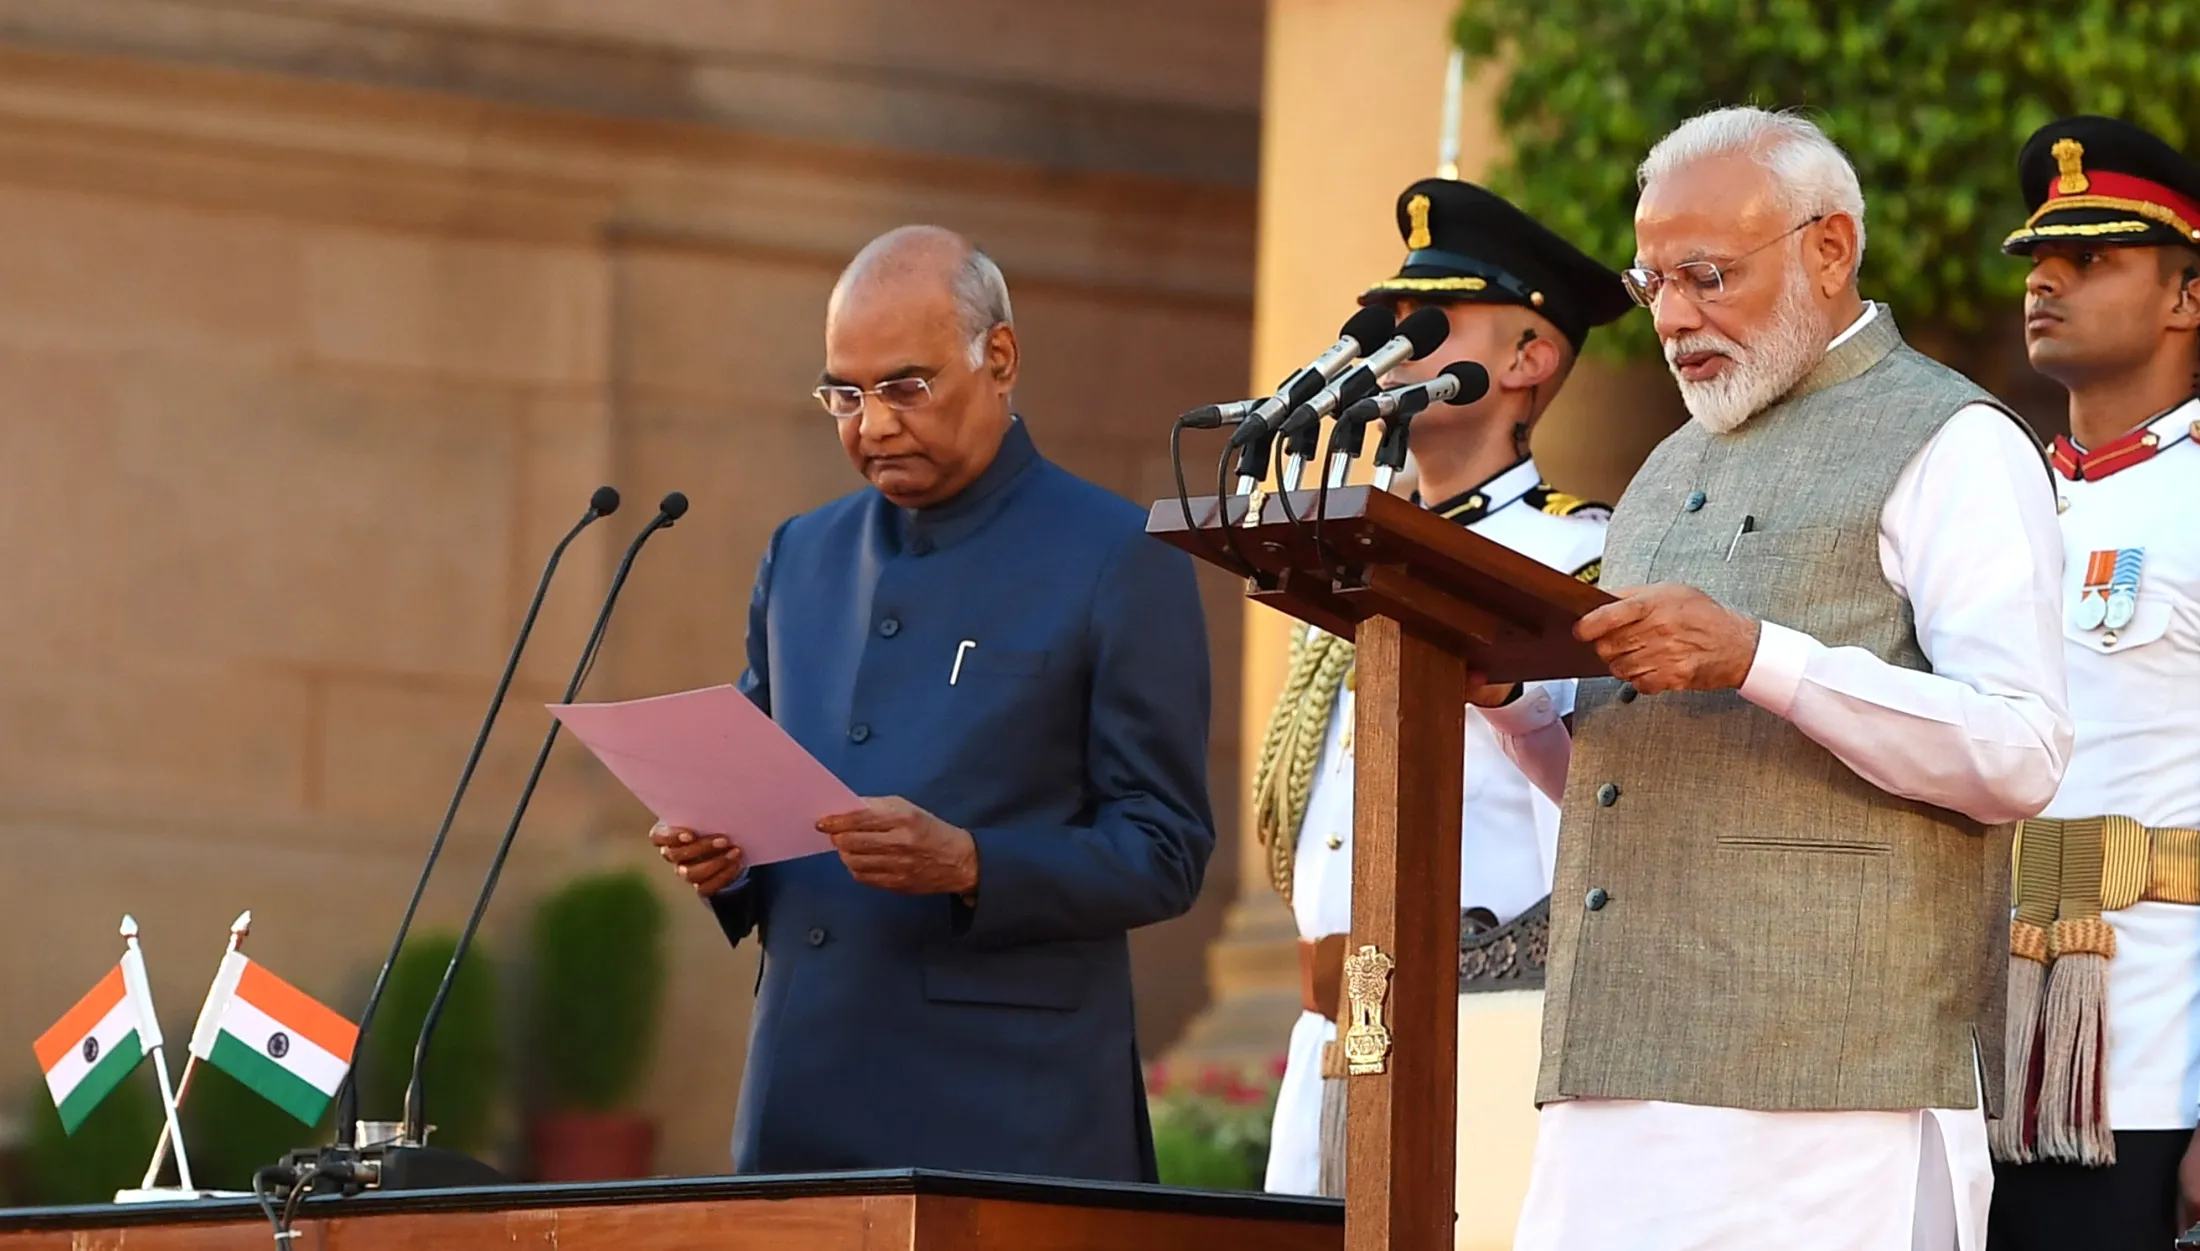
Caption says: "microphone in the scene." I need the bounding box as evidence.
[384,491,688,1190]
[1277,305,1451,440]
[1337,360,1491,428]
[325,485,619,1155]
[1177,398,1259,430]
[1222,305,1397,450]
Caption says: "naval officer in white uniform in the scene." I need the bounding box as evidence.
[1252,178,1633,1197]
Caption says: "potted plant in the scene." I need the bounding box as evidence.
[360,930,504,1161]
[526,869,666,1181]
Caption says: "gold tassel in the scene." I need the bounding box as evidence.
[2033,815,2118,1166]
[1315,1064,1348,1198]
[2035,932,2115,1165]
[1994,822,2063,1163]
[1991,920,2051,1163]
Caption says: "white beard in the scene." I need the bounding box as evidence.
[1663,266,1825,434]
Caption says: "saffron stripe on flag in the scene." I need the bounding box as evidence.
[207,1032,332,1126]
[40,997,140,1106]
[32,967,128,1073]
[54,1031,142,1134]
[235,960,356,1063]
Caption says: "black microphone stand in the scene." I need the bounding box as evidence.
[275,487,617,1203]
[380,492,688,1191]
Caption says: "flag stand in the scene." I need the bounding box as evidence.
[127,910,253,1199]
[114,914,202,1202]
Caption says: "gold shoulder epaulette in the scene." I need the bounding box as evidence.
[1540,489,1610,518]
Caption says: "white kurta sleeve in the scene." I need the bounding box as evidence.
[1483,681,1575,805]
[1735,402,2072,825]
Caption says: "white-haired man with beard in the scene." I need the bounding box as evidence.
[1466,108,2073,1250]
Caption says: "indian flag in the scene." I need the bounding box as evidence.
[33,966,148,1134]
[189,953,357,1125]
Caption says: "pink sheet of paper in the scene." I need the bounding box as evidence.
[549,685,851,866]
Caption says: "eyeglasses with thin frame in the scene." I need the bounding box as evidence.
[813,376,936,420]
[1621,214,1827,308]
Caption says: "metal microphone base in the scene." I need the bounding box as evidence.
[277,1140,505,1196]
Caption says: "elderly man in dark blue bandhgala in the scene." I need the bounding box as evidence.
[651,225,1215,1183]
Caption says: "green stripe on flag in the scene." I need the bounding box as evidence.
[56,1033,143,1134]
[207,1032,332,1125]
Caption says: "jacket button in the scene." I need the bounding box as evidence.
[806,927,828,947]
[878,616,901,638]
[1684,490,1707,512]
[1585,888,1609,912]
[1596,782,1620,807]
[848,723,871,744]
[1617,682,1638,703]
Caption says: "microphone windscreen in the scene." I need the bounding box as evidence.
[658,491,690,521]
[1338,305,1397,353]
[590,485,622,516]
[1439,361,1491,405]
[1396,306,1452,359]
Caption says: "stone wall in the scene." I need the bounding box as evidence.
[0,0,1260,1177]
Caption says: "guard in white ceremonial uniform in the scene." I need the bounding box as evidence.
[1988,116,2200,1251]
[1251,179,1630,1197]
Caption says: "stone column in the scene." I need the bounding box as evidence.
[1166,0,1491,1065]
[1166,0,1686,1089]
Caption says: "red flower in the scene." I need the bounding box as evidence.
[1267,1054,1289,1081]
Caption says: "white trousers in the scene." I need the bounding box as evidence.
[1512,1098,1989,1251]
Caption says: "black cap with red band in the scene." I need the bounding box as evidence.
[2005,115,2200,255]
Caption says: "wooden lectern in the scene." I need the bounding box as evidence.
[1148,485,1610,1251]
[0,1170,1341,1251]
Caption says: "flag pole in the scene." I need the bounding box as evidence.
[120,915,196,1194]
[1436,45,1465,180]
[141,911,249,1189]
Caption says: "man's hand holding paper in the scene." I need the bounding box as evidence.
[816,797,979,898]
[651,824,747,897]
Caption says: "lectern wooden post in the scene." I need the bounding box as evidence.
[1149,486,1609,1251]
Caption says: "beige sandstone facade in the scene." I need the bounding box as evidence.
[0,0,1262,1176]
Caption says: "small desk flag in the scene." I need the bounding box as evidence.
[187,953,358,1125]
[34,965,149,1133]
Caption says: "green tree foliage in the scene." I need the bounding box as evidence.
[529,870,667,1112]
[181,1062,331,1191]
[17,1074,162,1205]
[359,931,502,1157]
[1453,0,2200,357]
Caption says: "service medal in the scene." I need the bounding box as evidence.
[2074,550,2118,631]
[2102,547,2145,629]
[2073,591,2107,631]
[2104,590,2138,630]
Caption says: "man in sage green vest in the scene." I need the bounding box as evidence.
[1472,108,2073,1251]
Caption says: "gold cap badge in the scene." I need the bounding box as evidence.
[2053,138,2089,195]
[1406,194,1433,249]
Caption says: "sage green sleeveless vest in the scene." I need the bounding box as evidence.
[1540,307,2033,1113]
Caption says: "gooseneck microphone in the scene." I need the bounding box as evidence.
[1277,305,1452,441]
[1216,305,1396,449]
[1222,306,1397,494]
[1339,360,1491,429]
[327,485,619,1153]
[388,492,688,1186]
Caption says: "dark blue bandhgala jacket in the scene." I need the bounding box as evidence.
[712,420,1215,1182]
